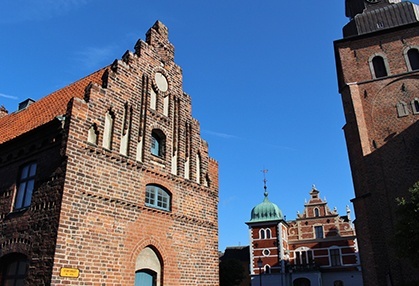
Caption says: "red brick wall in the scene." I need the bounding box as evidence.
[335,23,419,285]
[0,121,66,285]
[50,22,219,285]
[0,21,218,286]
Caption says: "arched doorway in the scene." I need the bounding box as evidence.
[134,246,162,286]
[135,269,157,286]
[293,277,311,286]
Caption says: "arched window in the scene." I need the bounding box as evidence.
[259,229,266,239]
[407,48,419,71]
[14,162,37,210]
[1,254,29,286]
[151,129,165,157]
[314,208,320,217]
[266,228,272,239]
[135,247,162,286]
[370,55,388,78]
[145,184,171,211]
[411,98,419,114]
[264,265,271,274]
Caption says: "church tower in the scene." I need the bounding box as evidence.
[334,1,419,285]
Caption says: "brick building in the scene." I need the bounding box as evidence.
[219,246,251,286]
[246,185,362,286]
[334,0,419,285]
[0,21,219,285]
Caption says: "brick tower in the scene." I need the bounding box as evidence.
[0,21,219,285]
[334,1,419,285]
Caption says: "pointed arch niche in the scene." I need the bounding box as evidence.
[135,246,163,286]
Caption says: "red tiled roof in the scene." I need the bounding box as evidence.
[0,68,107,144]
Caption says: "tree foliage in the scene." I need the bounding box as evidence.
[219,259,245,286]
[394,181,419,267]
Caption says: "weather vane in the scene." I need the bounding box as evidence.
[261,169,268,194]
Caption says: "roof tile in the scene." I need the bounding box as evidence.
[0,68,106,144]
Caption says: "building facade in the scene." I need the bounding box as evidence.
[246,185,362,286]
[334,0,419,285]
[0,21,219,285]
[219,246,251,286]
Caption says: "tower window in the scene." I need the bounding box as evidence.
[411,98,419,114]
[151,129,165,157]
[145,184,171,211]
[407,48,419,71]
[371,55,388,78]
[259,228,272,239]
[14,162,37,210]
[314,208,320,217]
[259,229,266,239]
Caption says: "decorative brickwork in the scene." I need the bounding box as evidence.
[0,21,219,285]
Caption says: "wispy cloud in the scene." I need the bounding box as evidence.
[75,45,117,70]
[203,129,296,151]
[220,196,238,207]
[203,130,239,139]
[0,93,18,100]
[0,0,91,24]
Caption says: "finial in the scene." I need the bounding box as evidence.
[261,169,268,197]
[346,205,351,221]
[312,184,317,190]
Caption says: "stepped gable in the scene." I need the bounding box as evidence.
[0,67,107,144]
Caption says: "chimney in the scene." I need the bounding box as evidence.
[0,105,8,118]
[18,98,35,110]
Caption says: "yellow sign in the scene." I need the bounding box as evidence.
[60,267,80,278]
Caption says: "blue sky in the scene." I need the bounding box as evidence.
[0,1,353,251]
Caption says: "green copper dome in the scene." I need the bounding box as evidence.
[248,191,283,223]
